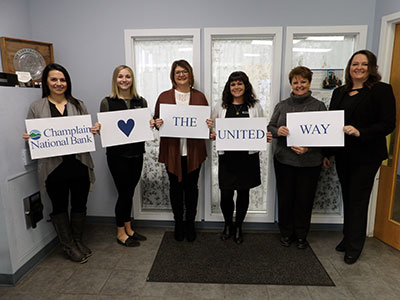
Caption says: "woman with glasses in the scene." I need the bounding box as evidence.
[151,60,212,242]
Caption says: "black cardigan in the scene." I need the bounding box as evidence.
[326,82,396,163]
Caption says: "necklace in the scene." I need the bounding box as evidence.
[233,104,243,115]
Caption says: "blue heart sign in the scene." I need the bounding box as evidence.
[117,119,135,137]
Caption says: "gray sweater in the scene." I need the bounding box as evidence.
[27,97,95,192]
[267,92,326,167]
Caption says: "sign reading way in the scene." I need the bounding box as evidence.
[97,108,154,148]
[159,104,210,139]
[286,110,344,147]
[25,115,96,160]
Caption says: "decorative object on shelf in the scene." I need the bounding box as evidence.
[0,37,54,83]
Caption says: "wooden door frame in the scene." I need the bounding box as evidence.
[367,11,400,237]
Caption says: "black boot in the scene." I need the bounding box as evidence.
[186,221,196,242]
[51,213,87,263]
[70,212,92,258]
[221,223,234,241]
[174,220,184,241]
[233,224,243,244]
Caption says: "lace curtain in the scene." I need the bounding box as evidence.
[210,38,274,214]
[134,39,193,210]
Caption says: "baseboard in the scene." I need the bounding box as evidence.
[0,237,58,286]
[85,216,342,231]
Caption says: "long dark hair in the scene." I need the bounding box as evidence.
[41,63,83,113]
[222,71,258,108]
[344,50,381,92]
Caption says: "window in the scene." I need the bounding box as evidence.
[204,27,283,222]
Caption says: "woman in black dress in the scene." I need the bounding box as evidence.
[212,71,267,244]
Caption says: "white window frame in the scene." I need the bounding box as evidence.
[203,27,283,223]
[284,25,367,224]
[124,28,201,221]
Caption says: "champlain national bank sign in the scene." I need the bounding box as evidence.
[25,115,96,159]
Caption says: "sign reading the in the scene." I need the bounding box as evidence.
[159,104,210,139]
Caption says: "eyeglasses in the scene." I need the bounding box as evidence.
[175,70,189,75]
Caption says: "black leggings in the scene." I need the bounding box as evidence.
[220,189,250,227]
[166,157,200,223]
[45,159,90,216]
[107,155,143,227]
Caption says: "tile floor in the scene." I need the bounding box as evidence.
[1,224,400,300]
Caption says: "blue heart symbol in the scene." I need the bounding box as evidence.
[117,119,135,137]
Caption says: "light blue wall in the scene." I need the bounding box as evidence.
[25,0,377,216]
[0,0,32,72]
[2,0,379,217]
[372,0,400,53]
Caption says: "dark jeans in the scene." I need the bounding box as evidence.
[166,157,200,223]
[335,156,381,256]
[274,159,321,239]
[46,159,90,215]
[107,155,143,227]
[220,189,250,227]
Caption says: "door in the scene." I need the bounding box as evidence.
[374,24,400,250]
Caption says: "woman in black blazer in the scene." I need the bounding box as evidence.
[324,50,396,264]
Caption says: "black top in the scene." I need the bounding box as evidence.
[101,96,147,158]
[48,100,75,161]
[326,82,396,163]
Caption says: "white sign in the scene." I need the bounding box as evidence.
[25,115,96,160]
[286,110,344,147]
[97,108,154,147]
[216,118,268,151]
[159,104,210,139]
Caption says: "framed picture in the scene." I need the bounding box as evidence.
[0,37,54,82]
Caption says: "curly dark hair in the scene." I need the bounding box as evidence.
[221,71,258,108]
[344,49,381,92]
[42,63,83,114]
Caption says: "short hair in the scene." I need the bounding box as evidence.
[41,63,83,113]
[221,71,258,108]
[344,49,381,91]
[109,65,140,99]
[288,66,313,84]
[170,60,194,88]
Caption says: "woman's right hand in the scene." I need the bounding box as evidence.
[277,126,289,137]
[22,133,30,142]
[323,157,331,168]
[154,118,163,129]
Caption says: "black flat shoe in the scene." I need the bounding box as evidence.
[335,240,346,252]
[220,224,234,241]
[296,238,308,249]
[174,221,184,242]
[233,227,243,244]
[117,236,140,247]
[344,254,359,264]
[129,231,147,241]
[280,236,292,247]
[186,222,197,242]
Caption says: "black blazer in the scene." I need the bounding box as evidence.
[328,82,396,163]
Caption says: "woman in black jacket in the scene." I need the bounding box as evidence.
[98,65,148,247]
[324,50,396,264]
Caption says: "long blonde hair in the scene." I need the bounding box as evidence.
[109,65,140,99]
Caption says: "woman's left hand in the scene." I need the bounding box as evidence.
[291,146,308,155]
[91,122,101,135]
[206,118,214,129]
[343,125,360,137]
[266,131,272,143]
